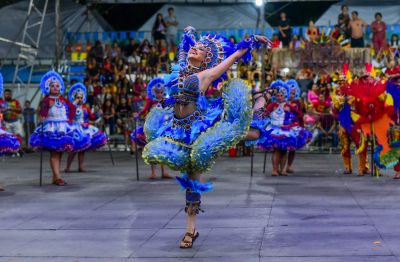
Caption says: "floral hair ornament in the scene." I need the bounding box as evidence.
[40,71,65,95]
[269,80,290,101]
[286,79,300,100]
[147,77,166,101]
[68,83,87,103]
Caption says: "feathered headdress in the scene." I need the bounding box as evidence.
[176,28,235,87]
[286,79,300,100]
[40,71,65,95]
[269,80,290,100]
[0,72,3,97]
[340,75,386,99]
[147,77,166,101]
[68,83,87,103]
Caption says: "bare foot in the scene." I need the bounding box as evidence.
[0,185,4,191]
[280,172,288,176]
[149,174,157,180]
[271,171,279,176]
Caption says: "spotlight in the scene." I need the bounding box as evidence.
[255,0,263,7]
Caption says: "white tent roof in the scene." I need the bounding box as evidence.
[316,0,400,26]
[138,4,270,32]
[0,0,113,59]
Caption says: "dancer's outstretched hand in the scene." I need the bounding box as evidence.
[184,26,196,33]
[254,35,271,46]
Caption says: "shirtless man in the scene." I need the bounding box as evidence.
[349,11,368,48]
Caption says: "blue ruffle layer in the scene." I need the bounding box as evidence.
[29,121,90,152]
[260,125,311,151]
[0,133,20,153]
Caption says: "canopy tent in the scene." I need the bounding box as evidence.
[138,3,271,33]
[316,0,400,26]
[0,0,113,59]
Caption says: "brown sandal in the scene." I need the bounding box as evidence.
[179,230,199,249]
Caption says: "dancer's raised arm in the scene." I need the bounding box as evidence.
[198,35,269,90]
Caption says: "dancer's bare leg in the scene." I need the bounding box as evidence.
[51,151,65,185]
[149,165,157,179]
[272,151,279,176]
[161,165,171,178]
[78,152,86,172]
[286,150,295,173]
[64,152,76,172]
[279,150,288,176]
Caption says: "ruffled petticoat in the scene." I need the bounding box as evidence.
[0,128,21,153]
[29,120,90,152]
[260,124,311,151]
[81,124,107,150]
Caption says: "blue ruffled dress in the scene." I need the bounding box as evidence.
[29,97,91,152]
[0,125,20,154]
[74,105,107,150]
[261,103,311,151]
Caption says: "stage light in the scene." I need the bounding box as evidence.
[255,0,263,7]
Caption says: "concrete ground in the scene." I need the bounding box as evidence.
[0,151,399,262]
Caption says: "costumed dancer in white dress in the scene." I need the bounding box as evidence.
[0,72,21,191]
[65,83,108,172]
[29,71,90,186]
[143,26,269,248]
[130,77,171,179]
[260,80,311,176]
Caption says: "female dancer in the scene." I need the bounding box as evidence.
[65,83,107,172]
[29,71,90,186]
[143,26,268,248]
[261,80,311,176]
[285,79,304,173]
[0,72,21,191]
[130,77,171,179]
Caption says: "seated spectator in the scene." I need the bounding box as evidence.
[124,38,139,58]
[87,57,99,82]
[390,34,400,49]
[90,40,104,65]
[289,35,301,49]
[102,99,116,135]
[271,34,282,49]
[108,42,121,61]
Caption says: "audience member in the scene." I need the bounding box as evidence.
[164,7,179,59]
[278,12,292,48]
[371,12,387,53]
[349,11,368,48]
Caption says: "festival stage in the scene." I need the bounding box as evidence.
[0,152,399,261]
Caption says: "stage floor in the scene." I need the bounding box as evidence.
[0,152,399,262]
